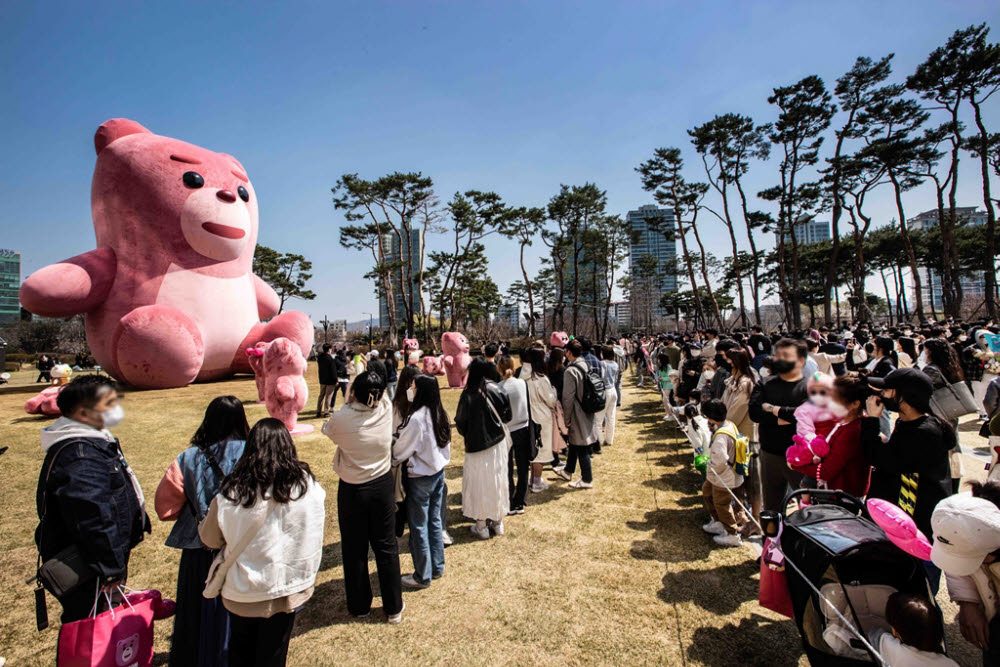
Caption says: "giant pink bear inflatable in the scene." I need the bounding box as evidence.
[262,337,312,435]
[441,332,471,388]
[421,355,445,376]
[18,119,313,389]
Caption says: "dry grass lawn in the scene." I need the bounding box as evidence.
[0,365,985,665]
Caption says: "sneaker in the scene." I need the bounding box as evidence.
[553,468,572,482]
[568,480,593,489]
[702,520,726,536]
[442,531,454,546]
[353,611,371,619]
[713,533,742,548]
[530,479,550,493]
[387,601,406,625]
[401,574,430,589]
[491,520,505,536]
[470,524,491,540]
[508,507,525,515]
[591,445,602,456]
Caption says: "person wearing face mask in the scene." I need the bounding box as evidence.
[749,338,810,512]
[706,340,736,400]
[391,375,451,589]
[35,374,150,625]
[864,368,955,593]
[676,343,705,403]
[789,375,871,498]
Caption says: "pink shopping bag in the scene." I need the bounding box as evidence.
[58,590,155,667]
[759,537,794,618]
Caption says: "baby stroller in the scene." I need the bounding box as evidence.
[777,489,944,665]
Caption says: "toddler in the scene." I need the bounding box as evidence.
[786,372,836,467]
[868,592,956,665]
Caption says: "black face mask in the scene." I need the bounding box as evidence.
[881,395,901,412]
[715,354,731,371]
[771,360,795,375]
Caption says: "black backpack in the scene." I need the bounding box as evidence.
[578,365,606,414]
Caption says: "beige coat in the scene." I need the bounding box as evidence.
[722,374,757,441]
[562,359,597,446]
[524,369,558,462]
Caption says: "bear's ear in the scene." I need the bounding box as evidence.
[94,119,151,154]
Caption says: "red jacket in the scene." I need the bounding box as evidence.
[792,418,871,498]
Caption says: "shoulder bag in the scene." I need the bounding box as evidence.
[929,381,979,421]
[203,498,275,599]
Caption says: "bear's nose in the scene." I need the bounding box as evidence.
[216,189,237,203]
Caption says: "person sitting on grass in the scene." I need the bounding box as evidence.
[700,399,747,548]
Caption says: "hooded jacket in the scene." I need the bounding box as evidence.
[36,418,149,584]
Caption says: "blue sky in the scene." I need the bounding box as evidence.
[2,1,998,324]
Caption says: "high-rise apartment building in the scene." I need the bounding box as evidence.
[784,217,831,245]
[627,205,677,320]
[908,207,991,310]
[0,249,21,324]
[378,229,424,330]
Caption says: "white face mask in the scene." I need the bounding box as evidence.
[406,385,417,402]
[809,393,829,408]
[100,404,124,429]
[703,370,716,380]
[917,352,930,368]
[828,401,849,419]
[690,350,701,358]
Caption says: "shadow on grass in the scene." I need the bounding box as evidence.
[9,414,57,424]
[685,613,799,665]
[658,560,761,615]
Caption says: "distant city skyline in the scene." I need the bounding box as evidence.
[2,2,997,323]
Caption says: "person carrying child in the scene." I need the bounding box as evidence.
[785,372,837,468]
[700,399,749,548]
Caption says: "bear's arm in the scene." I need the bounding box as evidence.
[274,376,296,401]
[19,247,117,317]
[253,275,281,320]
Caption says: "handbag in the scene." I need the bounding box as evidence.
[929,381,979,421]
[203,498,274,599]
[758,533,793,618]
[57,586,156,667]
[485,394,513,452]
[524,387,541,461]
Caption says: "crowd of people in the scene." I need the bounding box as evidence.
[630,319,1000,662]
[32,335,627,665]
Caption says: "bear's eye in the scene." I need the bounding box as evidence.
[237,185,250,202]
[182,172,204,188]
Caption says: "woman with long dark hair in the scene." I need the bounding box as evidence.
[456,358,512,539]
[384,349,400,400]
[920,337,966,492]
[198,418,325,667]
[155,395,249,667]
[721,349,760,530]
[392,375,451,588]
[523,346,558,492]
[545,348,568,469]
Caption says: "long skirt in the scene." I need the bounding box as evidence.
[170,547,231,667]
[462,442,510,522]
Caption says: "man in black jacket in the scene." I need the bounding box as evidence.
[36,375,149,622]
[316,343,337,417]
[749,338,809,512]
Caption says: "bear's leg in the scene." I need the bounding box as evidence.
[231,311,313,374]
[112,305,204,389]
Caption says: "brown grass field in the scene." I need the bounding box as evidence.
[0,364,985,665]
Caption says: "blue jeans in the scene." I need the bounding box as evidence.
[407,469,446,584]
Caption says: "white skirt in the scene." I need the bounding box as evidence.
[462,442,510,522]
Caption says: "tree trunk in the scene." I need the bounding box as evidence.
[735,180,762,325]
[718,184,748,327]
[972,100,998,321]
[888,172,924,320]
[688,212,723,327]
[880,268,894,325]
[520,241,536,339]
[675,222,706,327]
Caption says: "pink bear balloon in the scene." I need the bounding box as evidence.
[18,119,313,389]
[866,498,933,561]
[441,332,471,388]
[246,341,270,402]
[25,386,63,416]
[550,331,569,348]
[421,355,445,376]
[262,337,312,436]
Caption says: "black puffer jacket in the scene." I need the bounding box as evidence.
[455,381,512,453]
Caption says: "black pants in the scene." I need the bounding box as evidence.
[508,427,531,510]
[170,548,230,667]
[760,449,805,512]
[228,612,295,667]
[337,472,403,617]
[564,443,593,483]
[332,381,348,408]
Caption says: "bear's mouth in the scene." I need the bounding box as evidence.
[202,222,246,239]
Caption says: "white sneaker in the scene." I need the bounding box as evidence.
[553,468,572,482]
[702,520,726,536]
[491,520,505,536]
[568,480,593,489]
[530,479,550,493]
[713,533,742,548]
[470,524,491,540]
[401,574,430,589]
[442,531,454,546]
[387,601,406,624]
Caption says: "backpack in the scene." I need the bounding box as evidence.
[714,422,751,477]
[578,364,606,414]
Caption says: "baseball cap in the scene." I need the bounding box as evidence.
[866,368,933,411]
[930,494,1000,576]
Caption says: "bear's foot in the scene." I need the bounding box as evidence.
[113,305,204,389]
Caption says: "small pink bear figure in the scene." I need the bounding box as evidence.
[422,355,445,376]
[18,119,313,389]
[245,341,270,402]
[262,337,312,435]
[25,386,63,416]
[441,332,471,388]
[402,338,420,355]
[550,331,569,348]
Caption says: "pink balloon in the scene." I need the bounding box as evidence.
[867,498,932,561]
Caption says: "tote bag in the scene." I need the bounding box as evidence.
[758,536,794,618]
[58,589,155,667]
[929,381,979,421]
